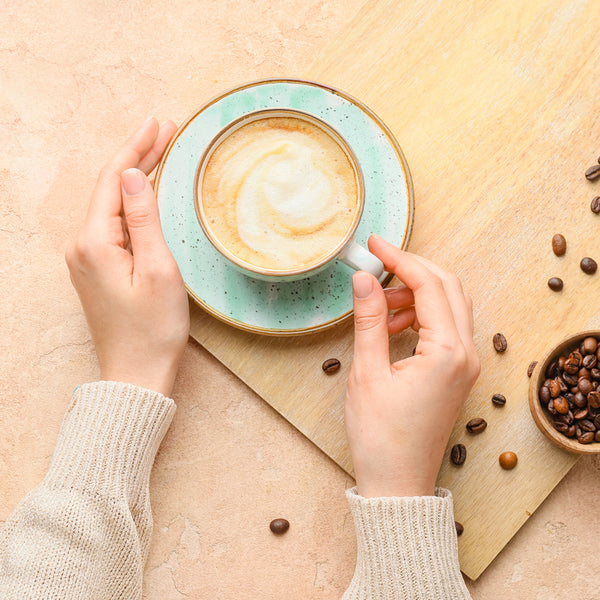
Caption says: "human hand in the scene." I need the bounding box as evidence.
[345,234,480,497]
[66,118,190,397]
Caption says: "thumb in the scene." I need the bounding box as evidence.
[121,168,168,264]
[352,271,390,373]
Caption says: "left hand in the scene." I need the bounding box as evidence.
[66,118,190,397]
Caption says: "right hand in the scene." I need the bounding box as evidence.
[345,234,480,498]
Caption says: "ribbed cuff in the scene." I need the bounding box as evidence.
[342,487,471,600]
[44,381,176,508]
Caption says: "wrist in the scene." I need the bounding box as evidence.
[100,360,179,398]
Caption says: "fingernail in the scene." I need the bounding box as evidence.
[353,271,373,298]
[121,168,146,195]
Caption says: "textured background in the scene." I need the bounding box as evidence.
[1,1,600,598]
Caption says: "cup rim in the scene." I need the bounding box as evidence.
[528,330,600,454]
[193,107,365,278]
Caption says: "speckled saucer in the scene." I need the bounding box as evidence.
[155,79,414,336]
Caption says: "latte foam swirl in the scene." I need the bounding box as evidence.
[201,117,358,272]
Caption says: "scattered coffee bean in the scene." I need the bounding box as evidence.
[491,393,506,407]
[466,417,487,434]
[499,451,518,470]
[322,358,341,374]
[551,233,567,256]
[455,521,464,536]
[269,518,290,535]
[547,277,563,291]
[585,165,600,180]
[493,333,507,353]
[580,257,598,275]
[527,361,538,377]
[592,196,600,214]
[450,443,467,465]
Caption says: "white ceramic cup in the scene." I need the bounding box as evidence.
[194,108,384,282]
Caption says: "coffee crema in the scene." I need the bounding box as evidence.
[199,116,359,272]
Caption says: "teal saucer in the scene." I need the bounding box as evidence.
[155,79,414,336]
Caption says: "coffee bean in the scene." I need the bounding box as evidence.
[583,336,598,354]
[580,419,596,432]
[595,431,600,442]
[551,233,567,256]
[491,393,506,407]
[499,451,518,470]
[585,165,600,180]
[588,390,600,409]
[322,358,341,374]
[553,396,570,414]
[269,518,290,535]
[574,407,589,420]
[583,354,597,369]
[580,257,598,274]
[493,333,507,353]
[547,277,563,291]
[527,361,538,377]
[450,443,467,466]
[592,196,600,214]
[577,431,595,444]
[546,360,559,378]
[466,417,487,434]
[564,357,580,375]
[563,372,579,387]
[455,521,464,536]
[548,378,562,398]
[573,392,588,408]
[553,421,570,434]
[539,385,551,403]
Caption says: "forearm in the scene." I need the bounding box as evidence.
[342,487,472,600]
[0,381,175,599]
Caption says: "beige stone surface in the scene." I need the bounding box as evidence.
[1,1,599,598]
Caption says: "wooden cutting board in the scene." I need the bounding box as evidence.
[189,0,600,579]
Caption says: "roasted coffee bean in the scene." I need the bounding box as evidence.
[548,379,562,398]
[585,164,600,180]
[558,378,569,393]
[581,257,598,274]
[592,196,600,214]
[450,443,467,466]
[563,372,579,387]
[547,277,563,291]
[546,360,559,378]
[567,425,576,438]
[455,521,464,536]
[553,396,570,414]
[493,333,507,353]
[573,391,588,408]
[499,451,518,470]
[583,337,598,354]
[563,357,580,375]
[553,421,570,434]
[547,399,557,415]
[580,419,596,432]
[466,418,487,434]
[583,354,597,369]
[592,368,600,380]
[322,358,341,374]
[595,431,600,442]
[551,233,567,256]
[588,390,600,409]
[269,518,290,535]
[578,431,595,444]
[578,378,593,396]
[527,361,538,377]
[539,385,551,403]
[579,368,591,381]
[491,393,506,407]
[594,415,600,429]
[574,407,589,420]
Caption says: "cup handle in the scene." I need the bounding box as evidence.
[339,239,385,279]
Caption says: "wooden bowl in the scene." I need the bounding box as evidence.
[528,330,600,454]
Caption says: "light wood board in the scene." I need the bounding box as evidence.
[190,0,600,579]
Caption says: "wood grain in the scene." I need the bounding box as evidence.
[191,0,600,579]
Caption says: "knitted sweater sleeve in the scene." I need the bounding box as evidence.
[0,381,175,600]
[341,487,472,600]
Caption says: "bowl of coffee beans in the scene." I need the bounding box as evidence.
[529,331,600,454]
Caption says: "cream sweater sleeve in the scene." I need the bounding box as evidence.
[0,381,175,600]
[341,487,472,600]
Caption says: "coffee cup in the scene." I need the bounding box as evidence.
[194,108,384,281]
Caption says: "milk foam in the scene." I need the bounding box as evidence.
[201,117,358,272]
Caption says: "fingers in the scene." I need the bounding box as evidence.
[86,118,160,223]
[137,120,178,174]
[352,271,391,373]
[387,307,418,335]
[121,168,170,271]
[368,234,460,347]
